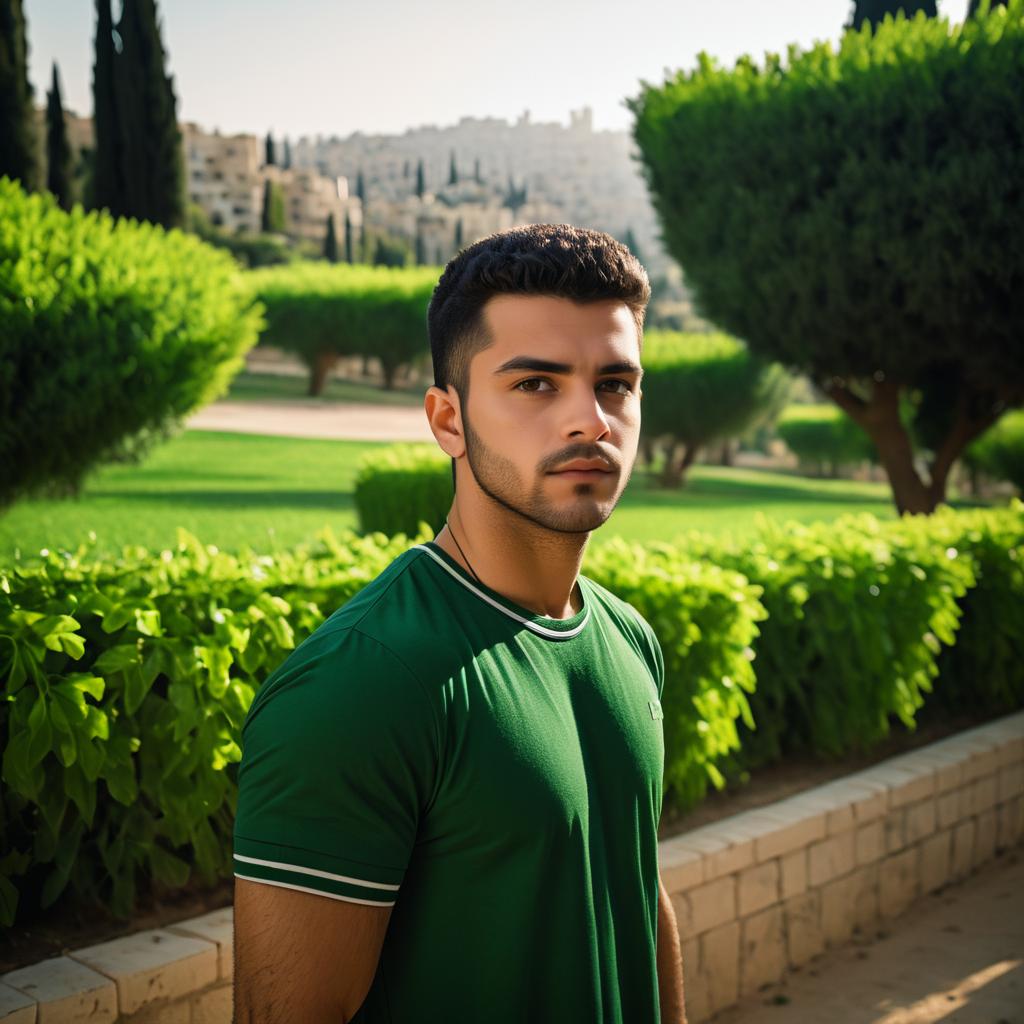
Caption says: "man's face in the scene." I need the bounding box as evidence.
[457,294,642,534]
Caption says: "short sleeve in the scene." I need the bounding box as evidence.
[233,626,440,907]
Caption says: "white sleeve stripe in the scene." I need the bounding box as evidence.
[233,852,400,891]
[234,873,397,907]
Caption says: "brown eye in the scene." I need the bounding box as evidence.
[598,380,631,395]
[515,378,554,392]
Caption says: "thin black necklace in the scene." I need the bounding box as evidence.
[444,516,482,585]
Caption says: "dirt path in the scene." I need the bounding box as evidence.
[714,847,1023,1024]
[187,400,433,442]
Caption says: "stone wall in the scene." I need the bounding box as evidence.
[1,711,1021,1023]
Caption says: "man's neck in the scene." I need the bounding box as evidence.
[433,493,589,620]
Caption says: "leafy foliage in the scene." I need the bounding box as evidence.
[0,179,264,507]
[963,410,1024,493]
[354,445,452,537]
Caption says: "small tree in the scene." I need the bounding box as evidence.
[91,0,121,214]
[415,158,425,198]
[448,149,458,185]
[0,0,38,189]
[260,178,285,233]
[45,62,73,209]
[629,5,1024,513]
[264,131,276,167]
[473,157,482,184]
[323,212,338,262]
[356,168,365,202]
[454,218,463,251]
[344,210,354,263]
[282,137,292,169]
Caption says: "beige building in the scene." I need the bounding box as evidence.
[264,164,362,245]
[183,123,263,233]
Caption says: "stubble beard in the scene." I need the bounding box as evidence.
[461,408,632,535]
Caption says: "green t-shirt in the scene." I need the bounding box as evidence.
[234,540,666,1023]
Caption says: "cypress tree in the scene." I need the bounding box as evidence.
[415,158,425,198]
[282,137,292,169]
[92,0,122,214]
[454,218,463,250]
[45,61,73,208]
[415,228,426,266]
[344,210,353,262]
[448,149,458,186]
[0,0,38,189]
[356,168,365,202]
[323,212,338,262]
[848,0,935,29]
[403,158,410,178]
[260,178,285,233]
[264,131,276,167]
[114,0,185,228]
[474,157,481,184]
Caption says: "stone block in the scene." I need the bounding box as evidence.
[997,762,1024,804]
[680,935,711,1024]
[819,871,859,948]
[886,767,936,809]
[168,909,233,983]
[0,956,115,1024]
[190,983,232,1024]
[783,889,823,968]
[973,807,997,868]
[851,863,881,935]
[878,846,920,920]
[936,788,961,830]
[968,775,999,815]
[737,860,780,918]
[660,837,705,895]
[905,798,937,844]
[779,848,807,900]
[738,905,786,998]
[844,778,889,823]
[951,819,975,881]
[70,929,217,1016]
[686,875,737,937]
[752,804,826,862]
[807,831,856,888]
[0,983,35,1024]
[700,920,740,1015]
[884,808,907,855]
[855,820,883,866]
[997,795,1023,851]
[684,820,756,881]
[920,830,952,894]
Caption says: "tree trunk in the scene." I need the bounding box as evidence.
[308,351,337,396]
[718,439,734,466]
[823,375,1006,516]
[660,441,700,488]
[381,362,398,391]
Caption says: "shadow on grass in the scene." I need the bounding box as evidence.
[96,489,355,512]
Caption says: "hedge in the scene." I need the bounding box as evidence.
[3,500,1021,924]
[963,409,1024,494]
[353,444,452,536]
[0,178,264,508]
[775,403,876,476]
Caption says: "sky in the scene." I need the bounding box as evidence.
[25,0,973,139]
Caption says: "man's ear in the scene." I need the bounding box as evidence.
[424,385,466,459]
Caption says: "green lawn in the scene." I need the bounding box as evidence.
[0,431,997,560]
[224,371,424,407]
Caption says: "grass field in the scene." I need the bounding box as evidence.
[0,430,997,561]
[224,371,424,407]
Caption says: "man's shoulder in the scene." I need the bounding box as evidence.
[581,573,658,644]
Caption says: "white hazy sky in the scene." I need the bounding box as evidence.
[26,1,972,139]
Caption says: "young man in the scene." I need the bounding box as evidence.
[232,224,687,1023]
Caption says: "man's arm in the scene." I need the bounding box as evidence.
[233,877,392,1024]
[657,873,688,1024]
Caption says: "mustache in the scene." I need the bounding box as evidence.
[539,444,621,474]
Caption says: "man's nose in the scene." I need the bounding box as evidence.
[563,384,611,441]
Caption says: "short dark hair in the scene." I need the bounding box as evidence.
[427,223,651,395]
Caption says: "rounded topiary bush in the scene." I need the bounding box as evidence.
[0,178,264,507]
[353,444,452,537]
[776,403,876,476]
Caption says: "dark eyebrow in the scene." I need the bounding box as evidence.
[494,356,643,377]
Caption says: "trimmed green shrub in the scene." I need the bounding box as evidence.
[249,262,439,393]
[0,527,423,926]
[628,3,1024,514]
[0,178,264,508]
[963,410,1024,494]
[353,445,452,537]
[641,331,791,485]
[776,404,876,476]
[585,541,767,809]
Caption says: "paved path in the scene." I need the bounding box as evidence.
[713,847,1023,1024]
[187,399,433,443]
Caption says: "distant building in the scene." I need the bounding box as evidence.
[183,123,263,233]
